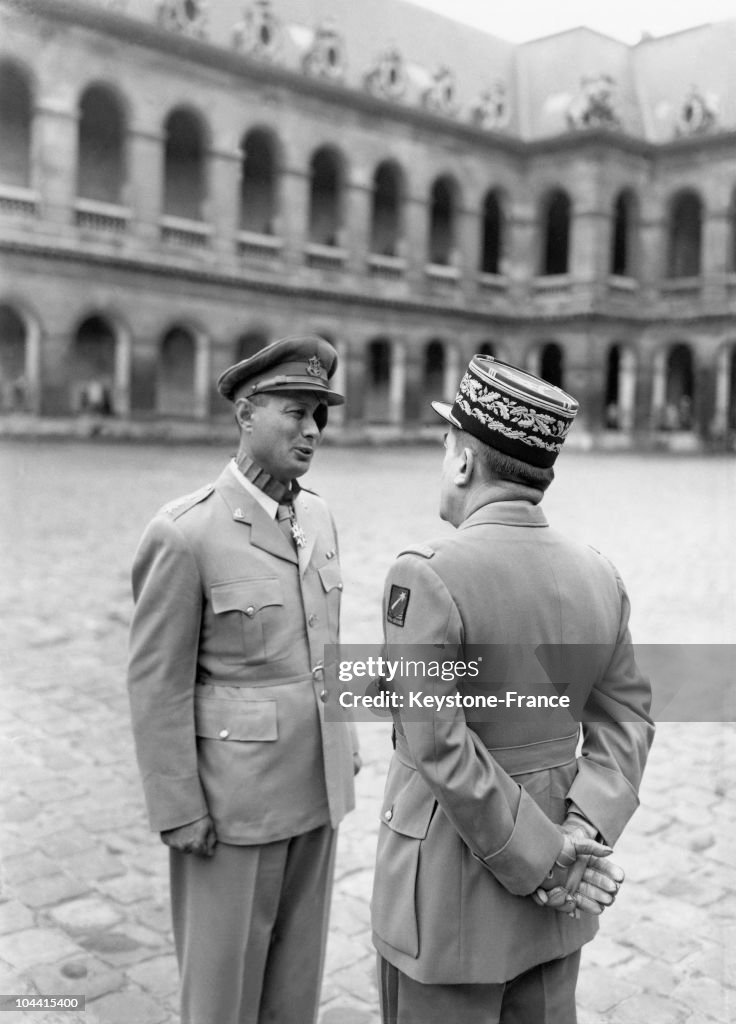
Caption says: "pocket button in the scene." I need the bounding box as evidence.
[219,728,230,739]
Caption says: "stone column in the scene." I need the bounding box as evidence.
[329,341,347,430]
[505,199,536,304]
[712,345,730,435]
[343,174,371,274]
[403,341,424,426]
[570,205,608,298]
[343,337,366,424]
[637,195,665,306]
[650,348,667,429]
[565,350,599,441]
[207,147,242,259]
[444,344,462,400]
[114,326,132,418]
[127,127,164,243]
[24,316,43,416]
[33,100,78,228]
[702,206,731,305]
[193,333,210,420]
[388,339,407,425]
[403,191,429,286]
[280,166,309,271]
[619,347,637,432]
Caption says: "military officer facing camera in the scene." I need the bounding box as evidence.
[127,336,359,1024]
[372,355,654,1024]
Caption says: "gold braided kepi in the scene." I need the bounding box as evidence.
[432,355,578,468]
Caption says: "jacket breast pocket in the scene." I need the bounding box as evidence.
[210,578,284,666]
[317,561,342,636]
[372,761,436,959]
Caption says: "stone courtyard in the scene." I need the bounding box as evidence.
[0,439,734,1023]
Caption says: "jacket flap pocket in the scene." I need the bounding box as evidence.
[382,767,435,839]
[317,562,343,592]
[195,695,278,742]
[211,578,283,614]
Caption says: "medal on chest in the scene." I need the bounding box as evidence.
[290,518,307,549]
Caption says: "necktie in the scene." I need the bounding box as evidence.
[277,502,296,547]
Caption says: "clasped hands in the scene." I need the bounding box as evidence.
[532,814,624,919]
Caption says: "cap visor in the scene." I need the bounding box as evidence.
[431,401,461,427]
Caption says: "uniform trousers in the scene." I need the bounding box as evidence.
[378,949,581,1024]
[170,823,337,1024]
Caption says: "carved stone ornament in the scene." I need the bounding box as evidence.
[302,18,346,82]
[232,0,282,60]
[566,74,621,131]
[364,47,407,101]
[676,87,717,136]
[471,81,510,130]
[422,66,457,115]
[156,0,209,39]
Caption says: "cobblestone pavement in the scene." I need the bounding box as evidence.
[0,440,734,1024]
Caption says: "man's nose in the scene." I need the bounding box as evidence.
[302,413,320,438]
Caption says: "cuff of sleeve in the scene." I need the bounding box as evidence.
[476,789,564,896]
[143,772,208,833]
[567,759,640,846]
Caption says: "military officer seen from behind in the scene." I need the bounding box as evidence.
[372,355,654,1024]
[127,336,359,1024]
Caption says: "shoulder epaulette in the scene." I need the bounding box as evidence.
[160,483,214,520]
[397,544,436,559]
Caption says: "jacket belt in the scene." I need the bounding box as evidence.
[394,730,579,777]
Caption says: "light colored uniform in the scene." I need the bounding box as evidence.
[372,499,654,1022]
[128,464,356,1024]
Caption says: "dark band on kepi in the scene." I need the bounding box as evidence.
[217,335,345,406]
[432,355,578,468]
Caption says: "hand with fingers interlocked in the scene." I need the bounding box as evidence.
[532,813,625,918]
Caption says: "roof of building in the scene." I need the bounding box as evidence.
[52,1,736,142]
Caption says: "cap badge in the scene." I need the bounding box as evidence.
[306,356,325,378]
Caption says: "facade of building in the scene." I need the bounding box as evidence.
[2,0,736,445]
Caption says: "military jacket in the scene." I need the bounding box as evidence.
[127,465,356,844]
[372,500,654,984]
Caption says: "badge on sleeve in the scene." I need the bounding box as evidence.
[387,585,411,627]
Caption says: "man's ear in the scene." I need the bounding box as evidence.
[234,396,254,432]
[455,446,475,488]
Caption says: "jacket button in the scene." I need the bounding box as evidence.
[219,729,229,739]
[337,583,343,591]
[312,664,324,680]
[320,689,328,702]
[245,606,255,617]
[308,613,317,627]
[384,807,393,821]
[326,550,334,560]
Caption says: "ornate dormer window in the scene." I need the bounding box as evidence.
[567,74,621,130]
[422,66,457,115]
[233,1,282,60]
[364,48,407,101]
[156,0,209,39]
[676,87,717,136]
[471,82,509,131]
[302,18,346,82]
